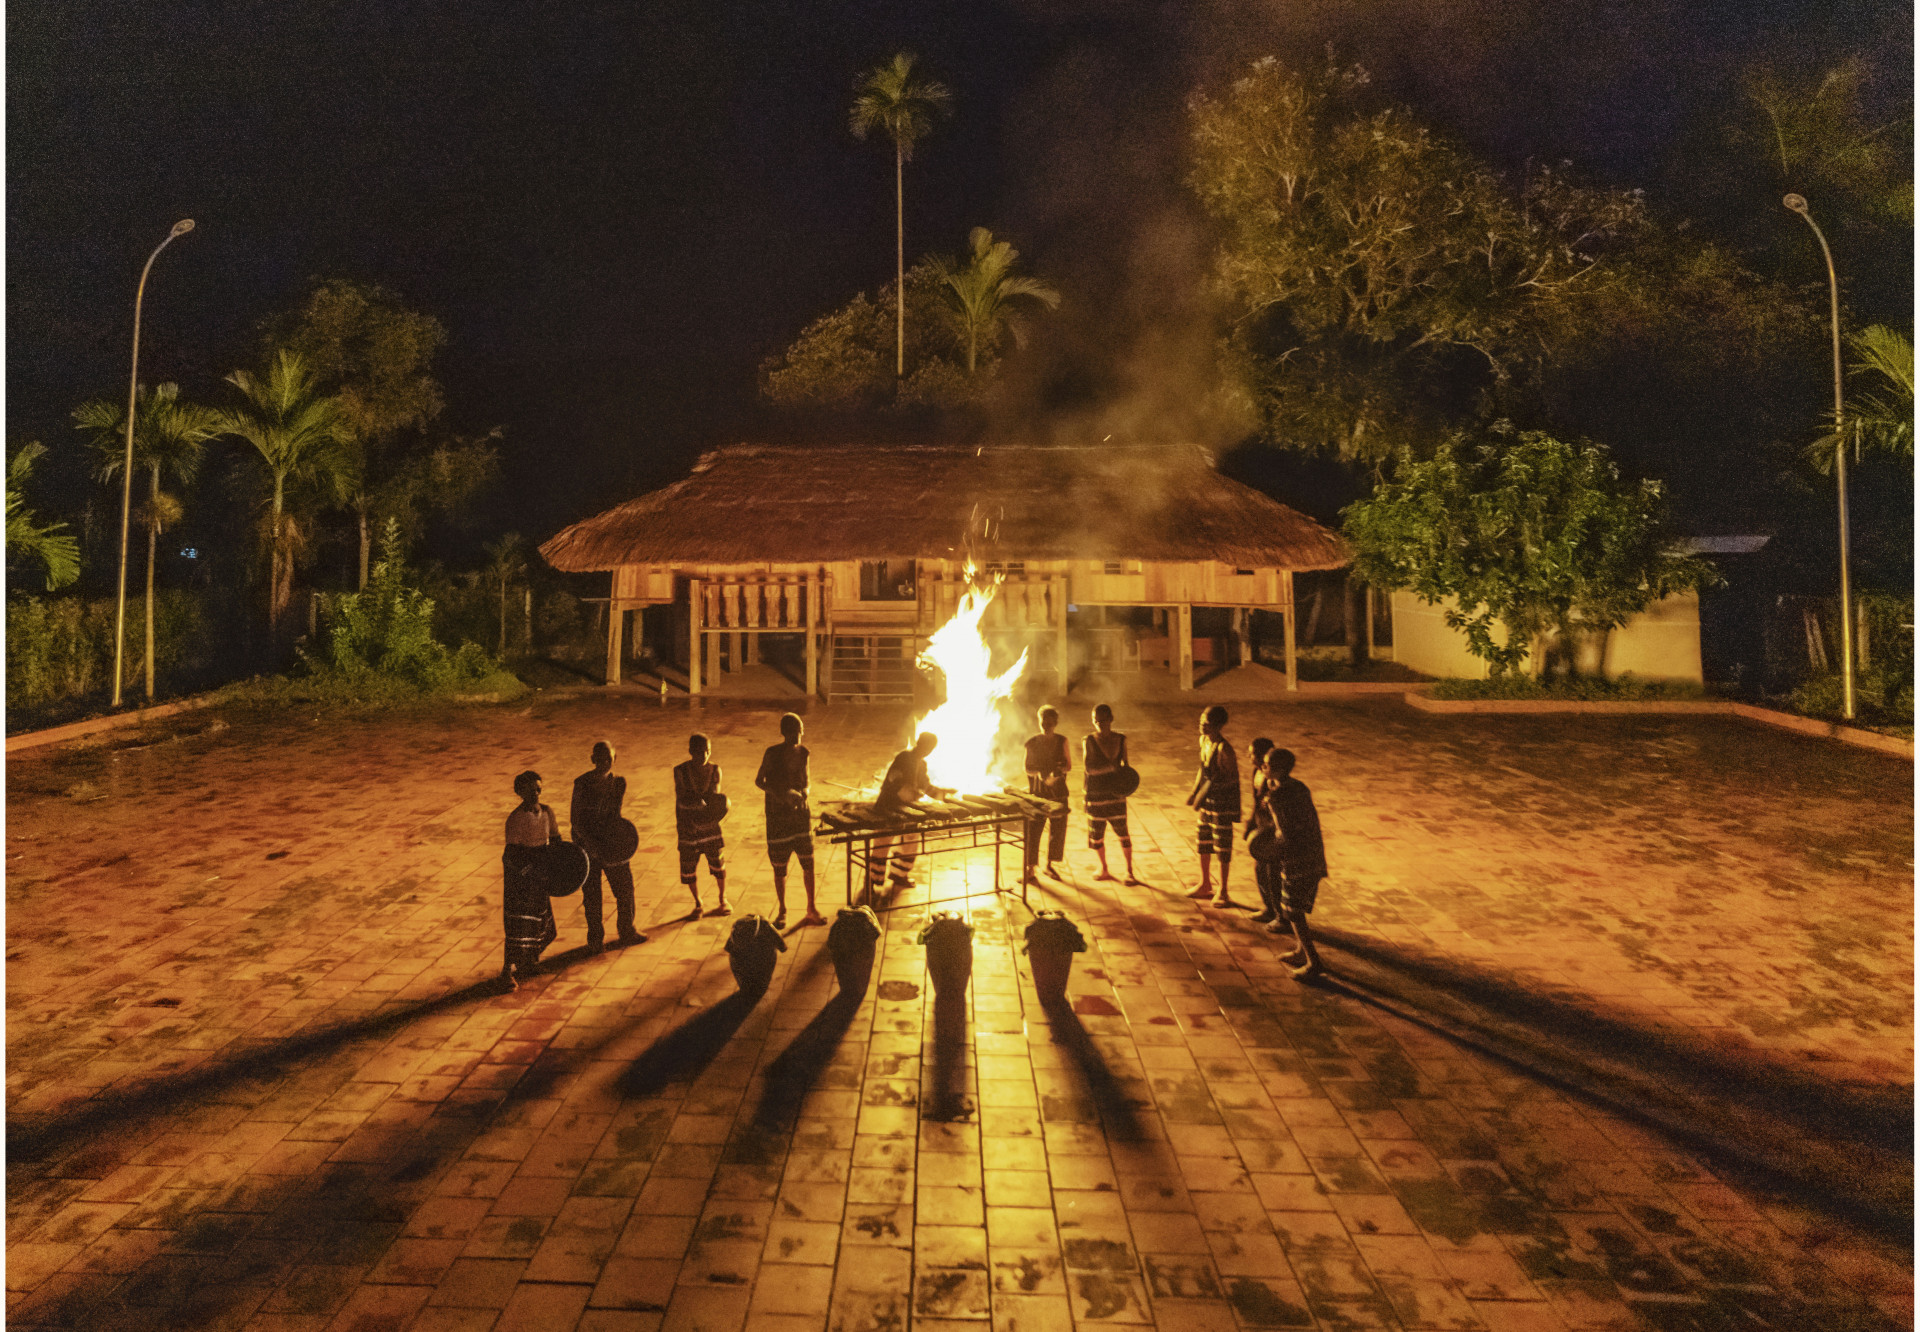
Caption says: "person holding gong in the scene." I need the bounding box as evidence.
[500,770,561,991]
[674,732,730,919]
[571,741,646,953]
[1083,703,1137,885]
[755,713,825,929]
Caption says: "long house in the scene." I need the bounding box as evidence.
[538,443,1349,700]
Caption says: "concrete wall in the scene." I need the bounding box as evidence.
[1388,590,1703,683]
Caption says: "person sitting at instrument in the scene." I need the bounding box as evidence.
[572,741,646,952]
[867,732,953,896]
[1083,703,1136,885]
[674,733,729,919]
[501,770,560,992]
[1023,706,1071,884]
[755,712,825,929]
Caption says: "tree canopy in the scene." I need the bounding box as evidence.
[935,227,1060,375]
[1342,423,1713,676]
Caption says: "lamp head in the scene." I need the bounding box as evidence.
[170,219,195,236]
[1782,194,1809,215]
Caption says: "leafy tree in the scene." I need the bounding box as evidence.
[219,350,354,641]
[5,442,80,591]
[1342,424,1713,676]
[266,280,494,587]
[482,531,530,658]
[1809,324,1914,471]
[850,53,951,379]
[73,382,219,699]
[327,518,494,689]
[1189,58,1649,468]
[1742,60,1912,231]
[935,228,1060,375]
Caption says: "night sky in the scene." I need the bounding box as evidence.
[8,0,1906,556]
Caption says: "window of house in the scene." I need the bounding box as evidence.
[859,560,917,601]
[1234,568,1256,577]
[1103,561,1127,576]
[983,561,1026,578]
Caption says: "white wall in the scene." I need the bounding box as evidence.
[1389,590,1703,683]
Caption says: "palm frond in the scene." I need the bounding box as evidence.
[5,442,81,590]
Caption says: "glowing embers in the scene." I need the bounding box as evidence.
[914,567,1028,796]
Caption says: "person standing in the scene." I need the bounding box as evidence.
[1023,706,1071,884]
[1185,705,1241,907]
[1263,748,1327,978]
[867,732,951,897]
[571,741,646,953]
[756,712,825,929]
[674,733,729,919]
[1245,738,1280,926]
[500,770,560,992]
[1083,703,1136,885]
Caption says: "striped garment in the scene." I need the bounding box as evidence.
[1083,731,1130,848]
[1195,737,1241,863]
[757,742,814,867]
[501,845,558,970]
[674,760,725,880]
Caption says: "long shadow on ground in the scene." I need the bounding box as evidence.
[1312,925,1914,1242]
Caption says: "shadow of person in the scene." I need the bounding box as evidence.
[1040,997,1145,1140]
[754,990,863,1129]
[619,989,760,1098]
[925,991,971,1122]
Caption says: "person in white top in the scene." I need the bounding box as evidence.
[500,770,560,991]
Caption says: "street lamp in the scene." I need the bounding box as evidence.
[111,218,195,709]
[1782,193,1854,721]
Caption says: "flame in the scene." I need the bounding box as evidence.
[913,567,1028,795]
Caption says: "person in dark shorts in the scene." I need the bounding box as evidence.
[756,712,825,929]
[1245,737,1278,925]
[1083,703,1136,884]
[571,741,646,952]
[1264,748,1327,978]
[1022,706,1071,883]
[867,732,952,897]
[1185,705,1241,907]
[501,770,560,992]
[674,733,728,919]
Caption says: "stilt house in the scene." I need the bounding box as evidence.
[538,443,1349,700]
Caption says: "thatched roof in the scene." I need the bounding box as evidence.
[540,444,1348,571]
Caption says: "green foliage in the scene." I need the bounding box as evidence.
[6,443,80,590]
[1343,424,1714,676]
[6,589,210,711]
[1808,325,1914,472]
[1189,58,1651,465]
[935,228,1060,375]
[265,279,447,444]
[849,52,951,161]
[1427,674,1705,702]
[1740,59,1912,230]
[1789,669,1913,729]
[324,520,508,693]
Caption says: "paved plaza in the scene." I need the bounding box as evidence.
[5,691,1913,1331]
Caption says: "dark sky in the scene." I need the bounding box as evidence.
[8,0,1905,552]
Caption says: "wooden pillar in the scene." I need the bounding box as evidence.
[1177,603,1194,691]
[1234,607,1252,669]
[1364,584,1376,661]
[805,575,819,698]
[605,597,623,687]
[1283,572,1298,691]
[1055,580,1070,697]
[688,579,703,697]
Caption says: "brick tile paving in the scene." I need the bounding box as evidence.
[5,694,1912,1331]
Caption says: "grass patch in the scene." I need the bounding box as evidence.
[212,664,527,712]
[1427,674,1706,702]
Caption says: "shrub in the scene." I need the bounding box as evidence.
[1427,674,1705,702]
[322,521,511,694]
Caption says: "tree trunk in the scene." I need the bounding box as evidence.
[1344,575,1366,669]
[269,477,284,645]
[524,587,534,654]
[894,142,905,379]
[499,581,508,659]
[358,507,371,590]
[145,468,159,701]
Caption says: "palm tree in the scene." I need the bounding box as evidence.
[935,228,1061,374]
[219,349,354,642]
[1808,325,1915,472]
[5,443,80,591]
[850,53,951,380]
[74,383,219,698]
[482,532,529,659]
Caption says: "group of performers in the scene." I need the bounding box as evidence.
[497,702,1326,991]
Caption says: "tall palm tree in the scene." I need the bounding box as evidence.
[5,443,80,591]
[74,383,220,698]
[935,228,1061,374]
[219,349,354,641]
[1809,325,1915,472]
[850,53,951,380]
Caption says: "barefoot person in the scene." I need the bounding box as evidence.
[866,732,952,898]
[1022,706,1071,884]
[756,713,825,929]
[674,733,729,919]
[1262,748,1327,978]
[571,741,646,952]
[1083,704,1136,884]
[501,770,560,991]
[1185,705,1241,907]
[1246,738,1278,926]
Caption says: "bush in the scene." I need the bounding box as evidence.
[1788,668,1914,728]
[321,522,513,695]
[6,588,214,712]
[1427,673,1706,702]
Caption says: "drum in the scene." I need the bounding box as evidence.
[1113,764,1141,798]
[540,841,592,897]
[704,791,731,822]
[598,818,640,866]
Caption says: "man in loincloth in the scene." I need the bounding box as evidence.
[1023,705,1071,884]
[501,770,560,992]
[571,741,646,953]
[755,712,825,929]
[1083,703,1137,884]
[674,733,729,919]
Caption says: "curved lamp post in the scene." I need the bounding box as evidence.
[111,218,195,708]
[1782,194,1853,721]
